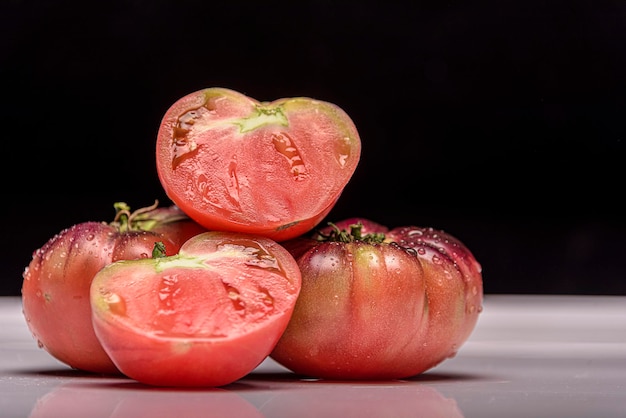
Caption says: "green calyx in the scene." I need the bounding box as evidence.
[152,242,167,259]
[111,200,161,232]
[235,105,289,133]
[111,200,190,233]
[111,201,137,233]
[315,222,386,244]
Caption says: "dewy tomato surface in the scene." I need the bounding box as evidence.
[270,219,483,380]
[90,231,302,387]
[21,202,207,374]
[156,87,361,241]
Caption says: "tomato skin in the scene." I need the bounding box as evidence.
[386,225,484,352]
[271,239,426,379]
[90,231,301,387]
[270,219,483,380]
[156,87,361,241]
[21,204,207,374]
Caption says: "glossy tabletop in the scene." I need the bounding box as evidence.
[2,294,625,418]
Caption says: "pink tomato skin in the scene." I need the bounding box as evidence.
[270,219,483,380]
[21,204,207,374]
[386,225,484,352]
[21,222,174,374]
[271,238,428,379]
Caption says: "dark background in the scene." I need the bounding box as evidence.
[2,0,625,296]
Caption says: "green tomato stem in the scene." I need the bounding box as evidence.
[316,222,386,244]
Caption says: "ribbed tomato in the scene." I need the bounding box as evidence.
[155,87,361,241]
[270,219,483,380]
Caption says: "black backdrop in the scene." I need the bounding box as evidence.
[2,0,625,296]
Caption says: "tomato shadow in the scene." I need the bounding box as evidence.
[241,369,491,385]
[14,368,262,391]
[13,367,124,379]
[69,380,261,392]
[12,366,496,391]
[402,370,493,383]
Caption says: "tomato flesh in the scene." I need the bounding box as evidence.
[90,231,301,387]
[156,88,361,241]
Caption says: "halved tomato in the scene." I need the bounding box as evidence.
[155,87,361,241]
[90,231,302,387]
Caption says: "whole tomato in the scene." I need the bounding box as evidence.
[21,201,207,374]
[270,219,483,380]
[155,87,361,241]
[90,231,302,387]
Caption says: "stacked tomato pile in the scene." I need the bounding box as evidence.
[21,87,483,387]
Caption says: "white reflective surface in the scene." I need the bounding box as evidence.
[2,295,625,418]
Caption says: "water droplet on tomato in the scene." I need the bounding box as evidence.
[416,247,426,255]
[37,340,44,349]
[467,304,476,314]
[471,285,478,295]
[432,254,442,264]
[86,234,95,241]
